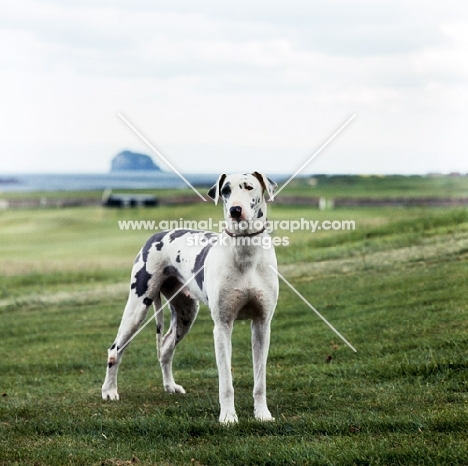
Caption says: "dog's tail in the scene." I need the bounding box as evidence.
[154,293,164,362]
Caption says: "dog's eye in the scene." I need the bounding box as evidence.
[244,185,254,191]
[221,186,231,196]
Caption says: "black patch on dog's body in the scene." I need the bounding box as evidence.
[142,231,168,261]
[131,265,152,297]
[192,243,213,290]
[169,229,199,242]
[155,241,164,251]
[143,297,153,306]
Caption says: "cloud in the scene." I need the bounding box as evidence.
[0,0,467,174]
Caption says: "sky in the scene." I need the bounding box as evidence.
[1,0,467,175]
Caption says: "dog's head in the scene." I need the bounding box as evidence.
[208,173,277,230]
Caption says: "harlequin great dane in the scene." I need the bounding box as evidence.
[102,172,278,424]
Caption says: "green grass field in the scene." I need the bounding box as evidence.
[1,192,468,465]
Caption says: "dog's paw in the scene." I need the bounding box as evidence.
[254,408,275,422]
[102,388,119,401]
[219,411,238,425]
[164,383,186,394]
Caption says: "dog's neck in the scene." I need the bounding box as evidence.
[222,202,269,268]
[224,233,267,269]
[224,224,266,238]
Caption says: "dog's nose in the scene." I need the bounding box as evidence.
[229,206,242,219]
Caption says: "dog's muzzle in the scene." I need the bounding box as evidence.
[229,206,242,220]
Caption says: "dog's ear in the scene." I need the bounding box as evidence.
[208,174,227,205]
[252,172,277,201]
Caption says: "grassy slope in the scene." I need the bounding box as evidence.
[284,175,468,199]
[0,200,468,465]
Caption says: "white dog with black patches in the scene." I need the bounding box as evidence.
[102,172,278,424]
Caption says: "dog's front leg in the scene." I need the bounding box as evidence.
[213,320,238,424]
[252,318,274,421]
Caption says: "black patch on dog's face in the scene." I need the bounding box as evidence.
[131,265,152,297]
[176,251,181,263]
[221,182,231,199]
[143,297,153,306]
[110,343,116,350]
[257,208,263,218]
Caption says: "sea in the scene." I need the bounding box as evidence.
[0,172,220,193]
[0,172,293,193]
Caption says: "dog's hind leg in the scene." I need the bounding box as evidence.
[102,289,154,400]
[154,293,163,362]
[159,292,199,393]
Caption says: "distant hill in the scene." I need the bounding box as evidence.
[111,151,161,172]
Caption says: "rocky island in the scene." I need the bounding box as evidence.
[111,150,161,171]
